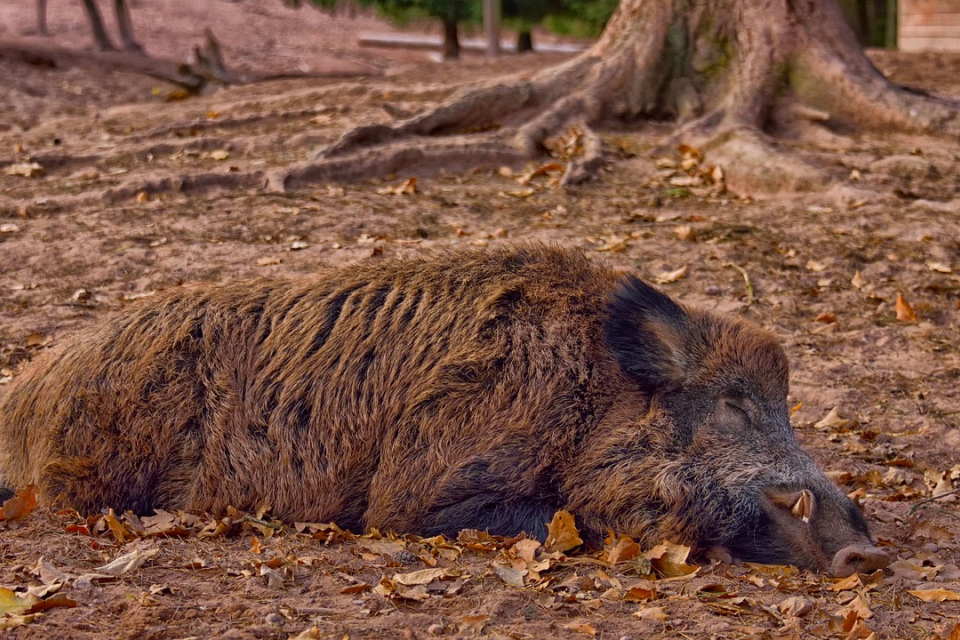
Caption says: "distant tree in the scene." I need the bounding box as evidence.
[362,0,477,59]
[37,0,142,51]
[501,0,564,52]
[838,0,893,48]
[543,0,619,38]
[294,0,475,59]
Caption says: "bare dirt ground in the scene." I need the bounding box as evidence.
[2,2,960,638]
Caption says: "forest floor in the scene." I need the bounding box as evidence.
[2,1,960,639]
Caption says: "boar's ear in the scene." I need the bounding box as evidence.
[603,275,694,393]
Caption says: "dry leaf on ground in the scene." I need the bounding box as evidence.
[907,588,960,602]
[633,606,667,622]
[814,407,850,430]
[0,485,38,521]
[654,265,689,284]
[645,541,698,578]
[93,546,160,576]
[895,293,917,321]
[377,177,417,196]
[544,510,583,553]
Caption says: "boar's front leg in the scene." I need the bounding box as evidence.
[363,454,561,540]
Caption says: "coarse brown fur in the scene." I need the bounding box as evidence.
[0,244,885,574]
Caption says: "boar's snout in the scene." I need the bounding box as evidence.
[830,544,890,578]
[751,484,888,576]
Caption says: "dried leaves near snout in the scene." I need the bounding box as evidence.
[2,505,959,639]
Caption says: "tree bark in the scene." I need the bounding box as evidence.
[80,0,116,51]
[442,18,460,60]
[37,0,49,36]
[114,0,143,52]
[256,0,960,193]
[517,30,533,53]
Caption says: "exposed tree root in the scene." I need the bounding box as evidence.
[261,0,960,195]
[0,33,377,96]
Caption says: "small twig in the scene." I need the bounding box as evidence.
[724,262,755,305]
[910,488,960,514]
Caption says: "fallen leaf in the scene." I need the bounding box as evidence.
[544,510,583,553]
[493,562,527,587]
[377,177,417,196]
[516,162,564,185]
[814,407,850,430]
[291,626,321,640]
[907,588,960,603]
[105,508,130,544]
[94,546,159,576]
[673,225,697,242]
[256,256,282,266]
[259,563,284,589]
[645,541,698,578]
[33,557,71,586]
[604,533,641,565]
[837,594,873,620]
[4,162,44,178]
[0,485,38,521]
[633,606,667,622]
[624,582,658,602]
[564,621,597,636]
[511,538,541,563]
[24,594,76,614]
[851,271,866,289]
[654,265,689,284]
[780,596,813,617]
[0,223,19,234]
[206,149,230,161]
[806,260,827,272]
[0,588,33,617]
[814,312,838,324]
[895,293,917,322]
[829,573,862,592]
[458,614,489,636]
[392,568,453,586]
[926,261,952,273]
[340,582,371,595]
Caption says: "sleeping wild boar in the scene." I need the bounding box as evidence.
[0,245,888,577]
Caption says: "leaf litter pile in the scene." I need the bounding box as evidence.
[3,5,960,638]
[5,495,957,640]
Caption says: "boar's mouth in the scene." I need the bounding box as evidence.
[717,486,890,577]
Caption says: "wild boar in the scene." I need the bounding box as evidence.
[0,244,887,576]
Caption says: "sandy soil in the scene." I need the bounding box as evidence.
[2,2,960,639]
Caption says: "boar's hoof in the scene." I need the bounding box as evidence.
[829,544,890,578]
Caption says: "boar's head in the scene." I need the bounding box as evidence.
[602,276,888,577]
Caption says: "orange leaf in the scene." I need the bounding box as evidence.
[645,541,699,578]
[895,293,917,321]
[603,532,641,565]
[907,588,960,603]
[544,510,583,553]
[564,621,596,636]
[25,594,78,614]
[0,485,38,521]
[104,509,129,544]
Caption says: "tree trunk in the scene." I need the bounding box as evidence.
[37,0,49,36]
[442,18,460,60]
[254,0,960,193]
[80,0,116,51]
[114,0,143,52]
[517,30,533,53]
